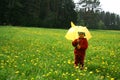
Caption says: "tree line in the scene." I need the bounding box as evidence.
[0,0,120,30]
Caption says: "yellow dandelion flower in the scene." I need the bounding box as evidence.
[1,66,4,68]
[102,57,104,60]
[100,76,104,79]
[76,79,79,80]
[75,66,79,69]
[96,69,100,73]
[57,64,60,66]
[80,73,84,76]
[34,63,37,66]
[31,77,34,80]
[55,71,58,73]
[68,60,71,64]
[15,56,19,58]
[111,78,114,80]
[22,73,25,76]
[64,61,66,63]
[89,71,93,74]
[24,60,26,62]
[15,71,19,74]
[22,64,25,66]
[84,67,88,70]
[71,73,74,76]
[14,65,17,68]
[42,74,45,77]
[107,76,110,78]
[62,73,66,76]
[102,61,105,64]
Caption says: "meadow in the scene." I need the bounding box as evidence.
[0,26,120,80]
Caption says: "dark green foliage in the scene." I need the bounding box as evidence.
[0,0,120,29]
[0,0,77,28]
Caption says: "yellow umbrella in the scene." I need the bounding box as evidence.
[65,22,92,41]
[65,22,78,40]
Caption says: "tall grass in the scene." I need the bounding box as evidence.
[0,26,120,80]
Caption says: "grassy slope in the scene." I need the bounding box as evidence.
[0,26,120,80]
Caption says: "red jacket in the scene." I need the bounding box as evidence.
[72,38,88,55]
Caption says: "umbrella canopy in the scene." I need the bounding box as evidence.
[77,26,92,40]
[65,22,92,41]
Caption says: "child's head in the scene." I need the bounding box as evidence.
[78,32,85,38]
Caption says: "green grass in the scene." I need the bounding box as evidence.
[0,26,120,80]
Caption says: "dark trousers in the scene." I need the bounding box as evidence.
[74,53,85,67]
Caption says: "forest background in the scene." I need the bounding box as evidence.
[0,0,120,30]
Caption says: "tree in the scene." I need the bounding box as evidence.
[76,0,101,29]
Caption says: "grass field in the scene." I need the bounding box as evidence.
[0,26,120,80]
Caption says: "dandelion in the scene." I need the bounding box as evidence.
[62,73,66,76]
[15,56,19,58]
[101,57,104,60]
[15,71,19,74]
[31,77,34,80]
[68,60,71,64]
[22,63,25,66]
[75,66,79,69]
[34,63,37,66]
[80,73,85,76]
[22,73,25,76]
[84,67,87,71]
[107,75,110,78]
[100,76,104,79]
[24,60,26,62]
[42,74,45,77]
[102,61,105,64]
[14,65,17,68]
[89,71,93,74]
[55,70,58,73]
[1,66,4,68]
[57,64,60,66]
[71,73,74,76]
[63,61,66,63]
[96,69,100,73]
[111,78,114,80]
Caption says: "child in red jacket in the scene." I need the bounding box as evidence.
[72,32,88,70]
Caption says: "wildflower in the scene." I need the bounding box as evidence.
[71,73,74,76]
[15,56,19,58]
[100,76,104,79]
[15,71,19,74]
[75,66,79,69]
[102,61,105,64]
[55,71,58,73]
[84,67,88,71]
[68,60,71,64]
[22,64,25,66]
[96,69,100,73]
[76,79,79,80]
[31,77,34,80]
[34,63,37,66]
[80,73,85,76]
[111,78,114,80]
[14,65,17,68]
[22,73,25,76]
[57,64,60,66]
[89,71,93,74]
[62,73,66,76]
[1,66,4,68]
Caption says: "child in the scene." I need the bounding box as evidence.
[72,32,88,70]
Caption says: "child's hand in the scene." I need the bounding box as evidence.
[77,44,81,49]
[77,39,80,43]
